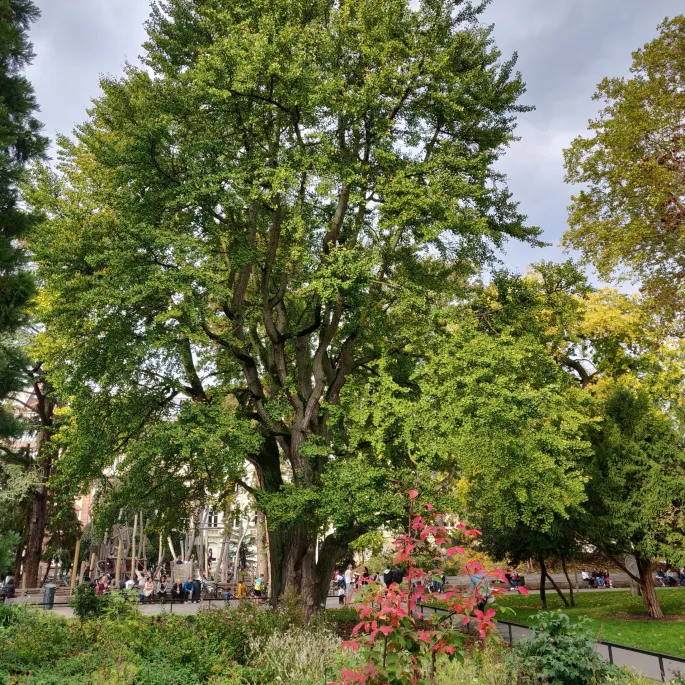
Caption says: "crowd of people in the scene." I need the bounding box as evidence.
[331,565,448,606]
[82,570,267,604]
[655,567,685,587]
[580,568,614,588]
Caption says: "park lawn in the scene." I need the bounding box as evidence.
[497,588,685,658]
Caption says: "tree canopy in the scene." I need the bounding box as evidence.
[564,16,685,321]
[28,0,539,609]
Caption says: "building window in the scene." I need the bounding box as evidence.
[208,510,219,528]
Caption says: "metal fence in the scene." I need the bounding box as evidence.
[419,604,685,683]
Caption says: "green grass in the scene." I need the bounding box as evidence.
[497,589,685,658]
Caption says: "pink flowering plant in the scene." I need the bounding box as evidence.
[333,489,528,685]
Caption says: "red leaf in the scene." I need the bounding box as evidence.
[342,640,360,651]
[517,586,529,595]
[447,546,465,557]
[425,503,435,511]
[409,489,419,500]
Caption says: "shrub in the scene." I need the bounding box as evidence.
[436,639,532,685]
[70,583,107,620]
[511,611,620,685]
[250,625,342,685]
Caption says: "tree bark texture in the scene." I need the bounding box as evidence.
[625,554,642,597]
[22,383,55,589]
[637,556,663,619]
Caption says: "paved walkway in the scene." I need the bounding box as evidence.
[39,596,346,619]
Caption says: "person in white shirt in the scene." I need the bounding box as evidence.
[344,565,354,606]
[580,569,594,588]
[125,577,135,590]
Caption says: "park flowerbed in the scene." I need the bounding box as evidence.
[0,602,660,685]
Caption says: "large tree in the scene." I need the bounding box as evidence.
[28,0,538,610]
[564,16,685,321]
[0,0,48,586]
[581,386,685,619]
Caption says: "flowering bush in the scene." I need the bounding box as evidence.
[333,489,528,685]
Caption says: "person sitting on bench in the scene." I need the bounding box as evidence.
[581,569,594,588]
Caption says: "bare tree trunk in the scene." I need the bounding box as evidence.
[233,522,247,585]
[637,556,663,619]
[545,569,569,607]
[22,385,55,588]
[256,511,269,584]
[561,556,575,607]
[538,555,547,610]
[140,512,147,570]
[41,559,52,586]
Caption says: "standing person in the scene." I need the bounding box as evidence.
[361,567,370,586]
[183,577,194,603]
[344,565,354,607]
[236,580,247,600]
[254,574,264,601]
[383,567,392,588]
[171,578,184,602]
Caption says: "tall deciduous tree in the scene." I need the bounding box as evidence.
[564,16,685,321]
[28,0,538,610]
[0,0,48,586]
[581,386,685,619]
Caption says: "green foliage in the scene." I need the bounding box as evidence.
[26,0,538,597]
[564,16,685,321]
[0,530,18,576]
[350,531,385,557]
[511,611,619,685]
[250,624,342,685]
[0,0,47,438]
[0,604,341,683]
[69,583,108,621]
[582,386,685,565]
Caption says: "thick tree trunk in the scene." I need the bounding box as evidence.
[23,425,52,588]
[538,555,547,610]
[560,556,575,607]
[637,556,663,619]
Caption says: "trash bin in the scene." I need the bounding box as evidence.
[43,583,56,610]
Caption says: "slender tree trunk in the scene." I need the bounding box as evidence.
[561,556,575,607]
[636,556,663,619]
[625,554,642,597]
[545,569,569,607]
[13,534,24,584]
[538,555,547,610]
[41,559,52,586]
[256,510,269,584]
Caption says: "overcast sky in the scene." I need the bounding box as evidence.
[26,0,684,274]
